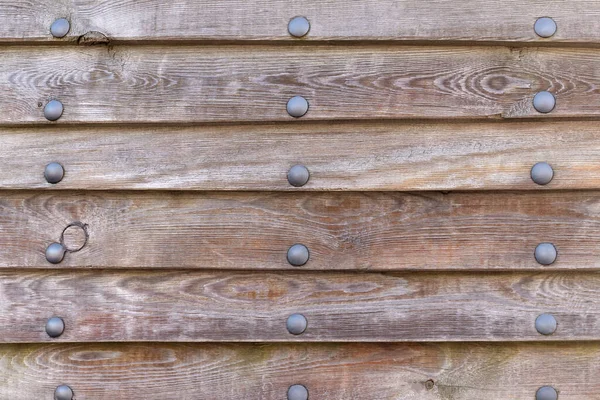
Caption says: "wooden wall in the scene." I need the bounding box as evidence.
[0,1,598,399]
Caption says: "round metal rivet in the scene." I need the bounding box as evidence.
[536,386,558,400]
[54,384,74,400]
[46,316,65,338]
[288,16,310,38]
[50,18,70,38]
[287,96,309,118]
[288,165,310,187]
[44,100,64,121]
[44,162,65,184]
[533,91,556,114]
[535,313,557,336]
[534,17,557,38]
[531,162,554,185]
[534,243,557,265]
[287,384,309,400]
[287,244,309,266]
[46,242,66,264]
[287,313,307,335]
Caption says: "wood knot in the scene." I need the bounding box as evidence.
[60,222,89,252]
[78,31,110,46]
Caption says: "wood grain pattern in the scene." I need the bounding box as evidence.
[2,190,600,270]
[3,121,600,190]
[1,0,600,45]
[1,342,597,399]
[2,45,600,123]
[2,270,600,342]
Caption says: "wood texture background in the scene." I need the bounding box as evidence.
[2,46,600,124]
[1,270,598,342]
[0,342,597,399]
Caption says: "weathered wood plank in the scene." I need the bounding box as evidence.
[2,191,600,270]
[0,342,596,399]
[2,121,600,190]
[1,0,600,45]
[2,46,600,123]
[1,270,599,342]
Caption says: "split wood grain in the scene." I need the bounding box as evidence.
[2,45,600,123]
[3,121,600,190]
[1,0,600,45]
[2,191,600,270]
[0,342,597,399]
[1,270,600,342]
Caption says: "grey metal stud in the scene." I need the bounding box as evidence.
[46,316,65,338]
[288,16,310,38]
[534,17,557,38]
[534,243,557,265]
[533,91,556,114]
[536,386,558,400]
[46,242,66,264]
[531,162,554,185]
[54,384,74,400]
[44,162,65,184]
[44,100,64,121]
[287,384,309,400]
[288,165,310,187]
[535,313,557,336]
[287,96,309,118]
[287,313,307,335]
[50,18,70,38]
[287,244,310,266]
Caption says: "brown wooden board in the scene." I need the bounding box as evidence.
[1,270,599,342]
[2,121,600,191]
[0,342,596,399]
[2,190,599,270]
[2,46,600,124]
[1,0,600,45]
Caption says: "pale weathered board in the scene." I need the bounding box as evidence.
[1,270,599,342]
[2,45,600,124]
[3,121,600,190]
[0,342,597,399]
[2,191,600,270]
[1,0,600,45]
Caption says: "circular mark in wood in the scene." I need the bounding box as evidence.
[60,222,89,252]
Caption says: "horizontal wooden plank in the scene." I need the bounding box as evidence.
[0,342,597,399]
[2,191,600,270]
[2,46,600,123]
[2,270,600,342]
[2,121,600,190]
[2,0,600,45]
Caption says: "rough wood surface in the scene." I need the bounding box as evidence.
[2,191,600,270]
[0,342,597,399]
[1,270,599,342]
[1,0,600,45]
[3,121,600,190]
[2,46,600,124]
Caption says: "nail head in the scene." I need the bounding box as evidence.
[54,384,74,400]
[288,16,310,38]
[287,244,310,266]
[535,243,557,265]
[287,313,307,335]
[531,162,554,185]
[287,165,310,187]
[534,17,557,38]
[46,316,65,338]
[44,162,64,184]
[44,100,64,121]
[50,18,70,38]
[536,386,558,400]
[533,91,556,114]
[535,313,557,336]
[46,242,66,264]
[287,384,309,400]
[287,96,309,118]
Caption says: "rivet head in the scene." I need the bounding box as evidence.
[287,244,310,266]
[50,18,70,38]
[531,162,554,185]
[534,17,557,38]
[287,384,309,400]
[44,100,64,121]
[44,162,65,184]
[533,91,556,114]
[46,316,65,338]
[287,96,309,118]
[288,165,310,187]
[54,384,74,400]
[287,313,307,335]
[535,313,557,336]
[288,16,310,38]
[536,386,558,400]
[46,242,66,264]
[534,243,557,265]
